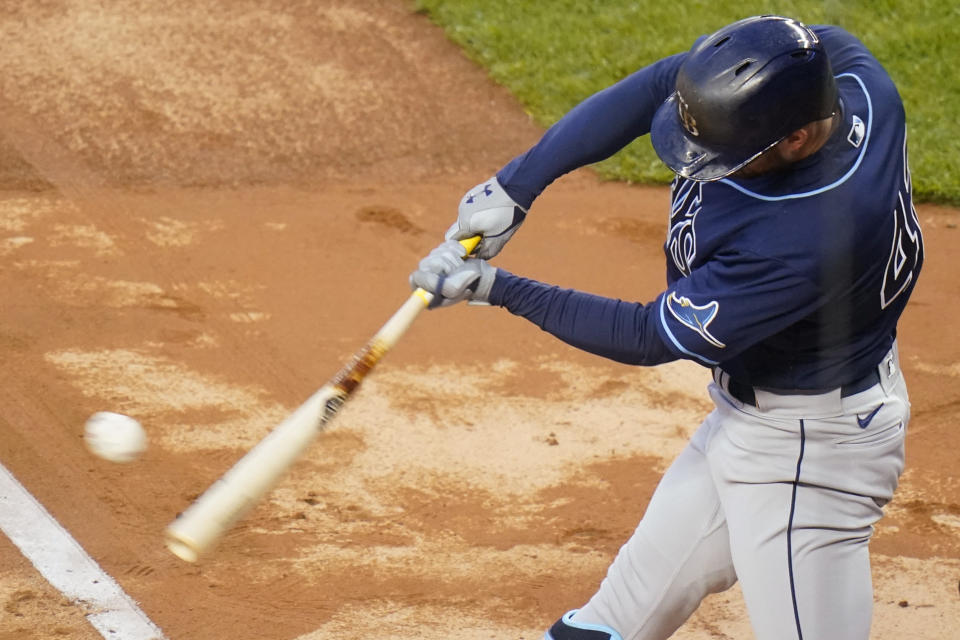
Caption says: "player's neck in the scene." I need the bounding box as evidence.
[733,113,840,179]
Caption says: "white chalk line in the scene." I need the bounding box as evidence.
[0,462,167,639]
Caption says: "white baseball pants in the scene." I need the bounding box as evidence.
[570,345,908,640]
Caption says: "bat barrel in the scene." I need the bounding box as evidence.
[163,236,480,562]
[164,388,333,561]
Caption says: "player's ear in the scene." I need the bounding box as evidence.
[776,127,813,162]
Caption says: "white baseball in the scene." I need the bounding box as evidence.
[84,412,147,463]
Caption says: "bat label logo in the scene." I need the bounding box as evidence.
[321,394,346,426]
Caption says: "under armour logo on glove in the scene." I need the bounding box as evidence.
[464,183,494,204]
[447,176,528,259]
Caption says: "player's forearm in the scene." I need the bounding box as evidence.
[488,271,677,366]
[496,53,686,209]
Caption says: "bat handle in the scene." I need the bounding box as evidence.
[411,235,482,307]
[458,235,482,255]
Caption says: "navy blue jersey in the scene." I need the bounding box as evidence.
[487,26,923,390]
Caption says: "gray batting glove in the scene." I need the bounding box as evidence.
[445,176,527,259]
[409,240,497,308]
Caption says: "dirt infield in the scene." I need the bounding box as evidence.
[0,2,957,639]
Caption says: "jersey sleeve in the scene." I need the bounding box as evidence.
[812,25,902,109]
[487,270,679,366]
[496,52,687,209]
[656,249,822,366]
[812,25,881,73]
[486,247,825,370]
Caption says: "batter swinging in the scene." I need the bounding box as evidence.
[410,15,923,640]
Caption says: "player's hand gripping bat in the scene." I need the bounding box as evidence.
[164,236,480,562]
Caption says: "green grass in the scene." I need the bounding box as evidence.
[414,0,960,205]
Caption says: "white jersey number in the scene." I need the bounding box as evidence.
[881,132,922,309]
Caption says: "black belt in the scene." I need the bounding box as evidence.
[723,369,882,407]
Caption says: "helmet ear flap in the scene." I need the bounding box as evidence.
[651,15,838,181]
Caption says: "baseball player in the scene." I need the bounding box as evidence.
[410,15,923,640]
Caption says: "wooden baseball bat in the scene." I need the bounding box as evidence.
[164,236,480,562]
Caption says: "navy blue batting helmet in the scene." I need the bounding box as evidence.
[651,15,838,181]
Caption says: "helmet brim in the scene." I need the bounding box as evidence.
[650,93,775,182]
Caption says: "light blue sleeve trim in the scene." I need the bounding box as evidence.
[717,73,872,201]
[658,296,719,366]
